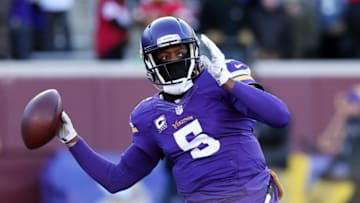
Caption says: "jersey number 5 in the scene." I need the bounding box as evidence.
[173,119,220,159]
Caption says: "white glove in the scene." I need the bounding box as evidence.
[57,111,78,145]
[200,34,231,86]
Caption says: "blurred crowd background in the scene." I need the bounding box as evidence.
[0,0,360,62]
[1,0,360,203]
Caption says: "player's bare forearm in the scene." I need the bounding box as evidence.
[223,78,235,91]
[317,113,347,154]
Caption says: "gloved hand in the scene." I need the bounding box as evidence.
[57,111,78,146]
[200,34,231,86]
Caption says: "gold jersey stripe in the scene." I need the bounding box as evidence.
[131,127,138,133]
[234,75,254,81]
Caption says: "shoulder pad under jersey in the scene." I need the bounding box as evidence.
[129,96,154,129]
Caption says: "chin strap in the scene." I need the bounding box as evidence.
[162,79,193,95]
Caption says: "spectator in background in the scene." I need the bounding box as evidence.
[95,0,132,60]
[285,85,360,203]
[29,0,47,52]
[198,0,256,64]
[38,0,74,51]
[344,0,360,58]
[0,0,12,59]
[133,0,196,28]
[283,0,320,58]
[315,90,360,162]
[313,86,360,203]
[341,85,360,203]
[9,0,33,59]
[306,90,358,203]
[250,0,294,59]
[317,0,348,58]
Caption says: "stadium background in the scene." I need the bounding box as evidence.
[1,0,360,202]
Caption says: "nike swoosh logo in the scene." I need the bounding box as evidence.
[234,64,243,69]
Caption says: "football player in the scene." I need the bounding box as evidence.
[57,16,290,203]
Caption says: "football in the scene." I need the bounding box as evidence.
[21,89,63,149]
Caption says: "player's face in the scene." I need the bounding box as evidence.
[152,44,191,83]
[155,44,188,63]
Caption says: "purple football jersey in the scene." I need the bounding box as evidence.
[130,60,273,202]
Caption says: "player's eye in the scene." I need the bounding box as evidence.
[158,55,169,62]
[155,44,188,63]
[157,52,183,62]
[177,52,185,58]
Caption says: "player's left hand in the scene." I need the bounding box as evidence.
[200,34,231,86]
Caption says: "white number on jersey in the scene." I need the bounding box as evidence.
[173,119,220,159]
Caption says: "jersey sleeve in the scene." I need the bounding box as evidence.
[69,138,158,192]
[129,100,164,162]
[226,59,263,90]
[228,77,290,128]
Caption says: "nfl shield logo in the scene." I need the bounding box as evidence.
[175,105,183,115]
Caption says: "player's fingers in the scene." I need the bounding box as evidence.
[200,34,225,61]
[61,111,71,123]
[199,55,212,69]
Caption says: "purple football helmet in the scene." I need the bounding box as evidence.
[140,16,202,95]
